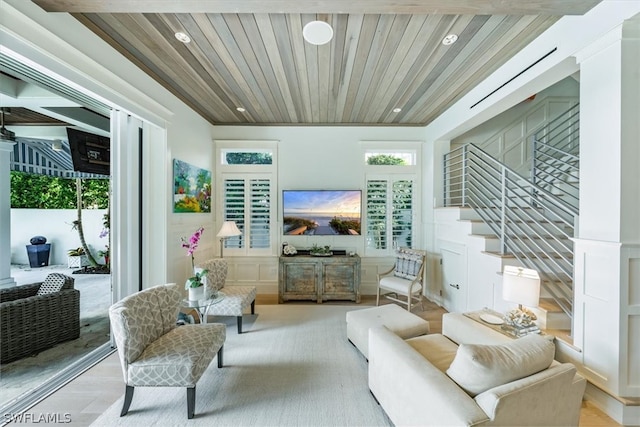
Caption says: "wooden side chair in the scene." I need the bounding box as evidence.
[376,247,426,312]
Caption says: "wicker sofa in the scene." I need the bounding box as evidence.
[0,274,80,363]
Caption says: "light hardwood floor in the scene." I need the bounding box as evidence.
[11,296,620,426]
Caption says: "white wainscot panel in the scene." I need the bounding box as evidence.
[628,315,640,391]
[583,300,615,385]
[235,263,260,282]
[583,250,618,301]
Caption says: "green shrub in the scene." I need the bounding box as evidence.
[10,171,109,209]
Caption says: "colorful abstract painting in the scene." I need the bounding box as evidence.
[173,159,211,213]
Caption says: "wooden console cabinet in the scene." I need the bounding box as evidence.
[279,254,361,303]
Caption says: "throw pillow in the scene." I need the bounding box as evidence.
[393,248,423,280]
[37,273,68,295]
[446,334,555,397]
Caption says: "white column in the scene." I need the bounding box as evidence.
[0,141,17,288]
[573,14,640,420]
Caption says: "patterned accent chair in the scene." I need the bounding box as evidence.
[109,283,226,419]
[0,273,80,363]
[198,258,257,334]
[376,247,426,312]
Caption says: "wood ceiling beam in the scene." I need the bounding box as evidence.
[31,0,601,15]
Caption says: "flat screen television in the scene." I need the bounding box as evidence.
[283,190,361,235]
[67,128,110,175]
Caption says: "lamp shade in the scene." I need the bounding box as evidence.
[217,221,242,238]
[502,266,540,308]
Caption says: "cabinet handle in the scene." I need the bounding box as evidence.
[449,283,460,290]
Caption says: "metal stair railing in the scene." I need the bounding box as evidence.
[444,143,577,319]
[532,104,580,211]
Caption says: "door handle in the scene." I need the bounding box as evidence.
[449,283,460,290]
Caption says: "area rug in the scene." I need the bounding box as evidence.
[91,304,391,426]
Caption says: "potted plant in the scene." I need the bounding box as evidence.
[309,244,332,256]
[97,245,110,266]
[182,227,208,301]
[67,247,90,268]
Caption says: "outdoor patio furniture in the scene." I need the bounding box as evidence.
[0,273,80,363]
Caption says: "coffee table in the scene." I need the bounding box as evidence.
[181,291,225,324]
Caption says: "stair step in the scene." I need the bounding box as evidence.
[532,298,571,330]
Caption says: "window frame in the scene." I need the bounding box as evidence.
[215,140,278,256]
[362,141,422,256]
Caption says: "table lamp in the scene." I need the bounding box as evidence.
[502,265,540,327]
[217,221,242,258]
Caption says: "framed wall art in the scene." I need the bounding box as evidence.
[173,159,211,213]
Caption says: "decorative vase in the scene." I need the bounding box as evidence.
[188,285,205,301]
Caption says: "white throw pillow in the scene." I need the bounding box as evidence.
[446,334,555,396]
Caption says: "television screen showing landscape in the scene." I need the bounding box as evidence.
[283,190,361,235]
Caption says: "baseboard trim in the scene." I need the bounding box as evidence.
[584,382,640,426]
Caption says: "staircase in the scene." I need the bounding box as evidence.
[532,103,580,212]
[443,104,580,329]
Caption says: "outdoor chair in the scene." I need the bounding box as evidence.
[376,247,426,312]
[109,283,226,419]
[0,273,80,363]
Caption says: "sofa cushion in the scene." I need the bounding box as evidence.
[37,273,67,295]
[446,334,555,397]
[406,334,459,373]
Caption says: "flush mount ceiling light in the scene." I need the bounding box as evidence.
[303,21,333,45]
[442,34,458,46]
[175,31,191,44]
[236,107,246,112]
[392,107,402,113]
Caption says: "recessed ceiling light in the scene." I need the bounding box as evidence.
[303,21,333,45]
[236,107,246,112]
[175,32,191,44]
[392,107,402,113]
[442,34,458,46]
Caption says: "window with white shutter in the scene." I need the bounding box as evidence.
[221,175,274,255]
[366,176,415,253]
[216,141,277,256]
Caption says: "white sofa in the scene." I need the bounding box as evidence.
[368,313,586,426]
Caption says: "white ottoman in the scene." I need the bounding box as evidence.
[346,304,430,359]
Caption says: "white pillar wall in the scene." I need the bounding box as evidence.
[573,15,640,411]
[0,142,16,288]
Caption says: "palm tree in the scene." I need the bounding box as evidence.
[72,178,99,267]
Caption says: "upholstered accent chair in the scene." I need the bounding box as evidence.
[0,273,80,363]
[376,247,426,312]
[198,258,256,334]
[109,283,226,419]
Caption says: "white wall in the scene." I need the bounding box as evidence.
[10,209,105,265]
[210,125,428,295]
[212,125,428,253]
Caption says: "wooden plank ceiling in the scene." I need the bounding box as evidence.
[32,1,600,126]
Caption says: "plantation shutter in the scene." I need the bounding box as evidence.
[366,176,415,253]
[223,179,245,249]
[249,179,271,249]
[366,180,388,250]
[222,175,274,254]
[392,179,414,248]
